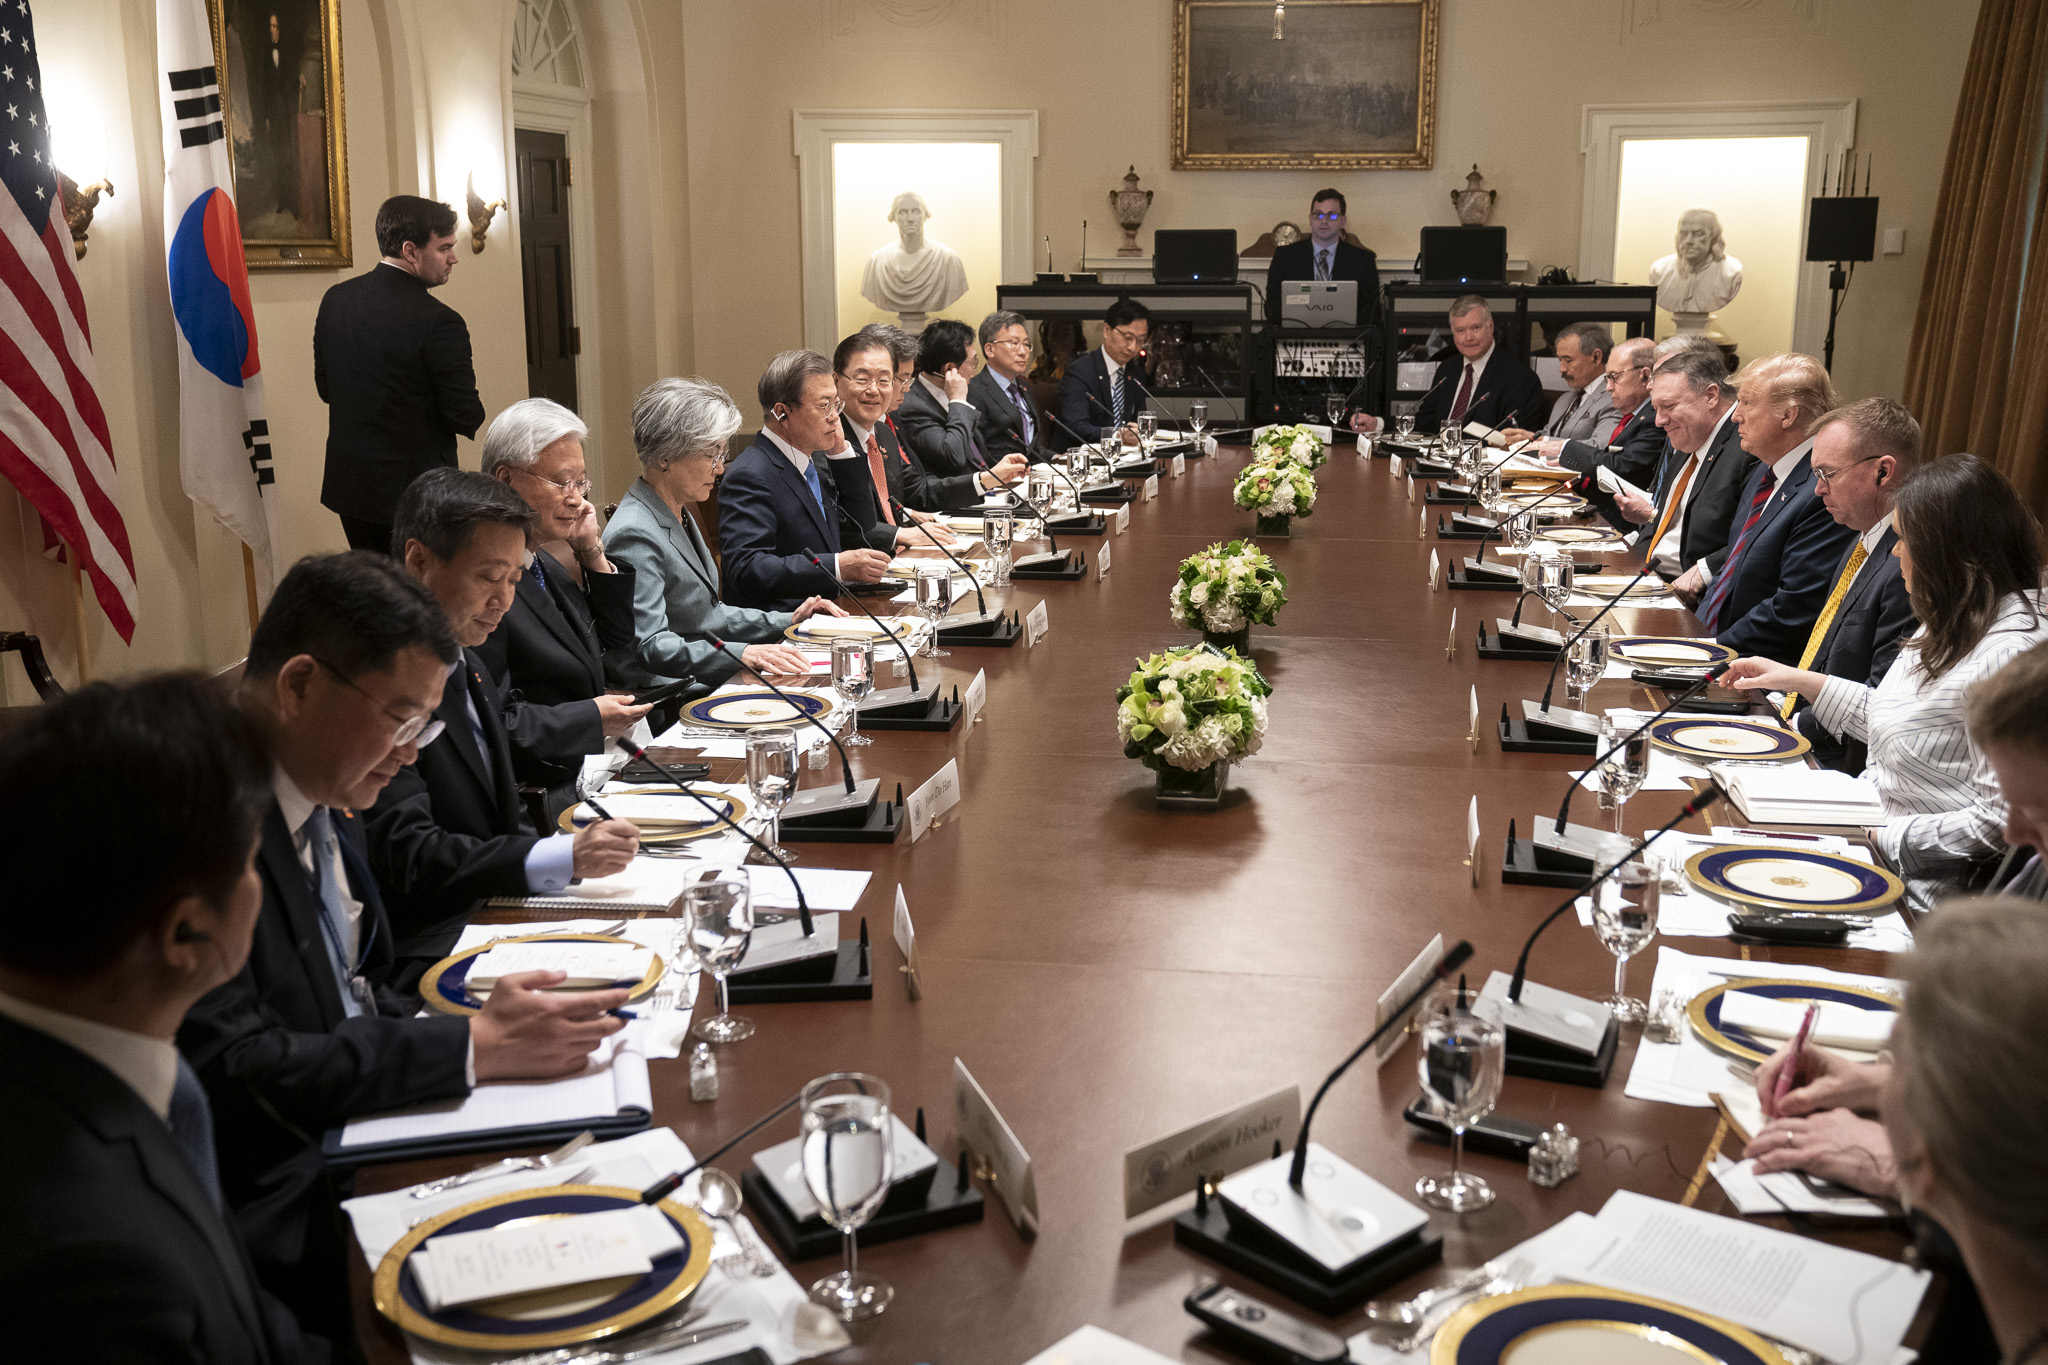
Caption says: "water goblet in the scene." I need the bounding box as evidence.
[1189,401,1208,446]
[1324,393,1346,427]
[830,638,874,748]
[1536,554,1576,622]
[800,1072,895,1321]
[683,877,755,1043]
[983,511,1015,585]
[1066,444,1090,490]
[743,728,798,865]
[913,567,951,658]
[1413,989,1506,1213]
[1507,510,1536,552]
[1395,412,1416,440]
[1565,623,1610,706]
[1597,715,1651,836]
[1135,411,1158,462]
[1591,858,1661,1023]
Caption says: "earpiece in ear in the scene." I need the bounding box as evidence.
[173,924,211,945]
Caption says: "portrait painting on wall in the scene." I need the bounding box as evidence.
[1173,0,1439,170]
[208,0,352,268]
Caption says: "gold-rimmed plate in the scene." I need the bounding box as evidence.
[783,616,919,646]
[1432,1284,1791,1365]
[677,689,839,731]
[558,788,749,845]
[1610,637,1737,669]
[1534,525,1626,546]
[1686,979,1901,1066]
[1683,846,1905,914]
[372,1184,713,1351]
[420,934,666,1017]
[1646,717,1811,762]
[1573,574,1670,600]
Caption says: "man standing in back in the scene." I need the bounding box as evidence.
[314,196,487,551]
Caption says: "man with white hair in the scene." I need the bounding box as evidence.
[1649,208,1744,317]
[475,399,650,810]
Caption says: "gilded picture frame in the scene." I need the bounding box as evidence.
[207,0,352,268]
[1172,0,1439,171]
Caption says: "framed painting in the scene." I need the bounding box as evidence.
[1172,0,1439,170]
[207,0,352,268]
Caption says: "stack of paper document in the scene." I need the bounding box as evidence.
[1712,764,1887,826]
[408,1204,679,1311]
[463,940,653,994]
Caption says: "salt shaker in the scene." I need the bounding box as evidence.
[689,1043,719,1101]
[1527,1123,1579,1187]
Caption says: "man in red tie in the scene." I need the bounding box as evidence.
[832,328,1023,523]
[1411,297,1545,437]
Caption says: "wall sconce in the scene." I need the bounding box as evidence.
[466,171,506,254]
[57,172,114,260]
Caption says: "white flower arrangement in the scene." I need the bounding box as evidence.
[1252,424,1328,469]
[1232,458,1319,518]
[1116,646,1273,772]
[1169,540,1288,634]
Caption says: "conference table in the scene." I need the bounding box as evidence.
[348,442,1922,1361]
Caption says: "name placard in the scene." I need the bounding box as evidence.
[1417,507,1428,540]
[1468,684,1480,747]
[953,1058,1038,1235]
[893,885,921,1000]
[906,758,961,843]
[1115,502,1130,534]
[1170,453,1186,477]
[1466,794,1481,886]
[1375,934,1446,1066]
[1406,472,1416,504]
[1121,1085,1301,1219]
[1143,474,1160,503]
[964,668,987,725]
[1447,607,1458,659]
[1428,548,1440,590]
[1025,599,1049,647]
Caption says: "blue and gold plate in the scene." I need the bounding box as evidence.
[1610,637,1738,670]
[420,933,665,1017]
[679,689,836,731]
[1646,717,1811,761]
[1684,846,1904,914]
[1687,979,1900,1066]
[373,1184,712,1350]
[558,788,747,845]
[1432,1284,1790,1364]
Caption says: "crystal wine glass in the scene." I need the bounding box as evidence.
[1566,623,1610,706]
[913,566,951,658]
[1188,400,1208,447]
[1066,444,1090,490]
[1413,989,1506,1213]
[744,728,798,865]
[1395,412,1416,440]
[800,1072,895,1321]
[1324,393,1346,427]
[830,638,873,748]
[683,876,755,1043]
[1507,510,1536,552]
[983,511,1015,585]
[1591,858,1661,1023]
[1597,715,1651,836]
[1135,411,1158,462]
[1537,554,1576,623]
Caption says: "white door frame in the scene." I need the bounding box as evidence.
[512,79,606,462]
[1579,99,1858,359]
[791,109,1040,355]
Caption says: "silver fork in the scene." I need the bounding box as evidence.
[489,1305,718,1365]
[405,1163,596,1228]
[1390,1255,1534,1352]
[407,1131,596,1199]
[1365,1259,1503,1325]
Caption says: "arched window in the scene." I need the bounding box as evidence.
[512,0,584,88]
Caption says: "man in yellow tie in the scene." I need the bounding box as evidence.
[1774,398,1920,772]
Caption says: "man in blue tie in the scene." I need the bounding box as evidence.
[719,349,895,610]
[969,310,1052,462]
[0,675,327,1362]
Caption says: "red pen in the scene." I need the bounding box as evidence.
[1773,1002,1821,1115]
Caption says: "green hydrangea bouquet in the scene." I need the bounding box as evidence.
[1170,540,1288,638]
[1251,423,1327,469]
[1232,458,1318,519]
[1115,646,1272,774]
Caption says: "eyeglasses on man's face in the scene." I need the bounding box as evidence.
[512,467,592,500]
[1311,211,1345,222]
[315,658,444,749]
[1813,454,1883,487]
[1107,325,1148,346]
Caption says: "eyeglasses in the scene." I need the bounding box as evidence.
[315,658,445,749]
[1310,211,1345,222]
[1106,325,1148,345]
[991,337,1032,351]
[842,371,892,392]
[1813,454,1883,487]
[511,467,593,499]
[1604,365,1649,379]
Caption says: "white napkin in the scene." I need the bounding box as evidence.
[464,941,653,993]
[1716,991,1895,1052]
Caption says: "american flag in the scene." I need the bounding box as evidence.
[0,0,136,642]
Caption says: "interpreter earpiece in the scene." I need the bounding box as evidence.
[174,923,211,944]
[773,405,789,421]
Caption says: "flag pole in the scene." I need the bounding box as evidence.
[67,547,92,683]
[241,543,260,633]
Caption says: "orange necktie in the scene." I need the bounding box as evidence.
[865,432,893,521]
[1644,455,1698,560]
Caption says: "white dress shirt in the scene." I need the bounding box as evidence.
[763,428,815,476]
[0,988,179,1121]
[1810,590,2048,907]
[1648,403,1736,575]
[273,766,362,964]
[919,373,977,418]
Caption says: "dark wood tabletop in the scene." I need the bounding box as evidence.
[347,444,1915,1362]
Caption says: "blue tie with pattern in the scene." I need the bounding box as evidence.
[803,460,826,517]
[169,1055,225,1211]
[305,807,367,1019]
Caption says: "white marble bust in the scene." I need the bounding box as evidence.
[1649,208,1743,326]
[860,192,969,331]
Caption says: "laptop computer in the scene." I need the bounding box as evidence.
[1279,280,1357,327]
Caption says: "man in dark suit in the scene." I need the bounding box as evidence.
[1411,296,1546,436]
[477,399,650,804]
[366,472,639,971]
[183,551,627,1337]
[1059,297,1152,444]
[971,310,1053,461]
[314,196,486,551]
[831,328,1010,536]
[1265,188,1381,329]
[0,674,325,1363]
[718,350,893,610]
[896,319,1002,480]
[1536,335,1665,530]
[1775,398,1921,772]
[1685,354,1859,660]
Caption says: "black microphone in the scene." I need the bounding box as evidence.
[611,737,813,939]
[889,496,997,619]
[1508,781,1725,1004]
[640,1086,806,1204]
[1552,663,1734,835]
[701,635,856,796]
[1536,559,1661,712]
[1084,389,1138,454]
[803,549,919,695]
[1287,940,1475,1190]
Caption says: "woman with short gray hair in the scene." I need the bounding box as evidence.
[601,377,840,692]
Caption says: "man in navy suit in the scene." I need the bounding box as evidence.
[1775,398,1920,772]
[1617,345,1755,579]
[718,350,894,611]
[1265,188,1381,329]
[970,310,1053,461]
[1059,297,1151,444]
[1683,353,1859,661]
[896,319,1005,479]
[1411,296,1546,436]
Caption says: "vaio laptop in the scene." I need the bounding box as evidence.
[1279,280,1357,328]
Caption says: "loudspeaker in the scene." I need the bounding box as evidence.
[1806,197,1879,262]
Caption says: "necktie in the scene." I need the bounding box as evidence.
[1644,453,1699,560]
[305,807,367,1019]
[1109,368,1124,428]
[1779,540,1871,718]
[1009,380,1034,445]
[864,433,892,520]
[1551,388,1582,435]
[803,459,827,518]
[169,1055,225,1211]
[1315,248,1331,281]
[1696,468,1779,631]
[1448,362,1476,426]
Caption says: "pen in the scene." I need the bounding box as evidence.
[609,1008,637,1020]
[1733,828,1822,840]
[584,796,618,822]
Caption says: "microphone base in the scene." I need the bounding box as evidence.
[1500,818,1621,888]
[1425,486,1479,507]
[1497,704,1599,755]
[858,683,964,732]
[1476,972,1620,1088]
[1042,511,1107,535]
[1477,622,1563,661]
[1519,699,1606,743]
[741,1153,983,1262]
[1435,514,1499,541]
[1173,1201,1442,1317]
[1009,550,1087,581]
[1078,483,1135,505]
[936,610,1023,647]
[779,777,904,845]
[1505,1015,1619,1087]
[726,937,873,1004]
[1409,458,1457,479]
[1448,561,1521,590]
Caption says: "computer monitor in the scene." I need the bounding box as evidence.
[1418,226,1507,284]
[1153,229,1239,284]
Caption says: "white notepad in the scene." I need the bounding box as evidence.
[408,1204,679,1310]
[1712,764,1887,826]
[463,942,653,994]
[338,1030,651,1149]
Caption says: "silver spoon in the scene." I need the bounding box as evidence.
[696,1169,775,1277]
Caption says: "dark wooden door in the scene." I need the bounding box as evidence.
[516,128,578,411]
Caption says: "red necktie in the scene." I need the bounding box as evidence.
[1696,467,1779,631]
[1448,362,1476,425]
[864,433,892,520]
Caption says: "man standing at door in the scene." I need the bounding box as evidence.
[314,196,486,552]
